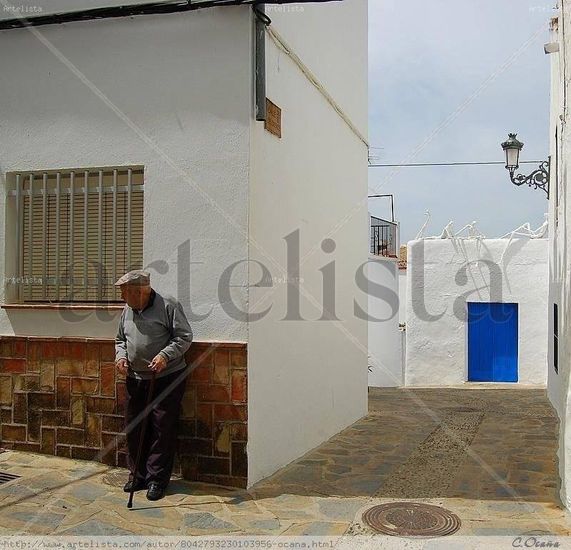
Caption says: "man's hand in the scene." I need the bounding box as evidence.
[116,358,129,376]
[149,354,167,374]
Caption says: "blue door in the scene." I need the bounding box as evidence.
[468,302,518,382]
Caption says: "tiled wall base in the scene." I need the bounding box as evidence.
[0,337,247,488]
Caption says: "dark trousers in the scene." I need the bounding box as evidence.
[125,367,188,488]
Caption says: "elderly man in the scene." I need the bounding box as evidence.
[115,270,193,501]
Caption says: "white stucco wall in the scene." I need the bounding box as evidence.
[0,7,252,341]
[247,0,368,485]
[547,11,571,509]
[406,238,549,387]
[367,256,402,387]
[547,18,565,420]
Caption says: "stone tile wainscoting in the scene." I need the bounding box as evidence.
[0,337,247,488]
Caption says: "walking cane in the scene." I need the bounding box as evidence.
[127,370,156,509]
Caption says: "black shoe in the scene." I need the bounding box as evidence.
[123,479,146,492]
[146,482,165,501]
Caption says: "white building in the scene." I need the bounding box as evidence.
[0,0,368,488]
[367,214,402,387]
[546,4,571,509]
[406,237,549,387]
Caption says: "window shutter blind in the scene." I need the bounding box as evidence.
[20,168,143,303]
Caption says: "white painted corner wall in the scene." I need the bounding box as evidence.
[0,0,371,489]
[406,238,548,387]
[246,0,369,486]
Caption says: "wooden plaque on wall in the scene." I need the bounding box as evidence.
[264,98,282,138]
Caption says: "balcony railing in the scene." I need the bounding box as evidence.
[370,216,398,257]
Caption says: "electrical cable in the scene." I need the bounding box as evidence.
[253,4,271,25]
[368,160,544,168]
[266,25,369,147]
[0,0,335,30]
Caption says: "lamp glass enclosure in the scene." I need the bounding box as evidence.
[501,133,524,171]
[505,147,520,170]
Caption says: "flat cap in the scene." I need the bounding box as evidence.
[114,269,150,286]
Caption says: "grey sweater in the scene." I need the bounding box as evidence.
[115,290,193,380]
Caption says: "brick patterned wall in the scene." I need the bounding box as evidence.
[0,337,247,488]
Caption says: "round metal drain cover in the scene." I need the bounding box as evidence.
[362,502,461,537]
[102,472,128,488]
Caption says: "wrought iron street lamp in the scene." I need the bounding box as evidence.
[501,133,549,196]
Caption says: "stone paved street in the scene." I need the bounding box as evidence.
[0,387,569,536]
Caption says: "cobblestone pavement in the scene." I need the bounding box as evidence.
[0,386,569,536]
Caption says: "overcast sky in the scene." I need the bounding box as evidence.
[368,0,556,242]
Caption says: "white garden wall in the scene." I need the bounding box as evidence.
[406,238,549,386]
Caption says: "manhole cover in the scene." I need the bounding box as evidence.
[0,471,21,485]
[102,472,128,488]
[362,502,461,537]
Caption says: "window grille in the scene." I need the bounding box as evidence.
[370,216,398,257]
[8,167,144,303]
